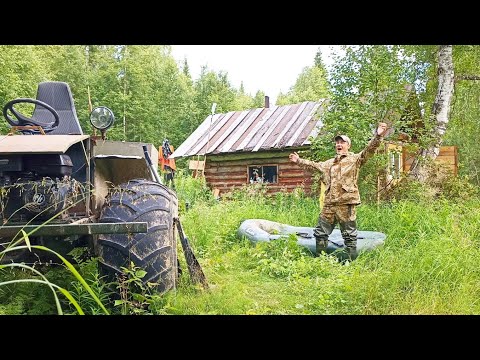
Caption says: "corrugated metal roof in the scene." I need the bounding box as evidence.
[172,99,328,158]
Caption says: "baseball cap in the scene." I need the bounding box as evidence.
[334,135,351,146]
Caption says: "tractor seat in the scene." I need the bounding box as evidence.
[32,81,83,135]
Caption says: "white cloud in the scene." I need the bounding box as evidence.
[170,45,338,106]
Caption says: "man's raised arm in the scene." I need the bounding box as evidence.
[358,122,389,166]
[289,151,328,174]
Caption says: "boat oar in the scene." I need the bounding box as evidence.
[175,218,209,290]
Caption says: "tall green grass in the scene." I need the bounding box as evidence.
[2,173,480,314]
[151,176,480,315]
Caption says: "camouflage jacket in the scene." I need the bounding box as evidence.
[297,134,384,205]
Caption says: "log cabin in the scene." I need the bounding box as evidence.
[172,97,327,196]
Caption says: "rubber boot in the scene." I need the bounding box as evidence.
[346,246,358,261]
[315,237,329,256]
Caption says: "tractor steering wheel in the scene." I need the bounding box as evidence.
[3,98,60,132]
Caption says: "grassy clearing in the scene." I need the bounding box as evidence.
[1,174,480,314]
[147,179,480,315]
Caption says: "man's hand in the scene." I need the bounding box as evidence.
[289,152,300,163]
[377,122,388,137]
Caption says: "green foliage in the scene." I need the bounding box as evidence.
[67,250,112,315]
[252,90,267,108]
[385,172,480,204]
[439,175,480,200]
[112,261,161,315]
[305,45,480,199]
[1,229,109,315]
[276,47,330,105]
[311,46,427,159]
[174,169,216,212]
[0,266,63,315]
[251,235,316,278]
[0,45,265,152]
[192,65,263,126]
[442,45,480,185]
[0,46,52,134]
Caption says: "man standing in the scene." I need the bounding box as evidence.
[289,122,388,260]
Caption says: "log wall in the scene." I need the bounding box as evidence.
[204,152,314,195]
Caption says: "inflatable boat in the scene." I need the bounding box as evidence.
[237,219,386,257]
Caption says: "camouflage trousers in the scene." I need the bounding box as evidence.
[314,204,358,257]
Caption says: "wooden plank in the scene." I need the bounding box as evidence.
[235,107,278,151]
[205,166,248,174]
[205,173,247,182]
[207,177,247,183]
[207,110,251,154]
[301,119,323,146]
[208,157,292,167]
[219,108,263,153]
[189,160,205,170]
[278,164,310,171]
[278,181,309,187]
[172,113,222,158]
[286,101,323,147]
[189,111,236,156]
[271,101,309,148]
[207,180,249,186]
[260,104,301,150]
[387,143,403,151]
[279,172,308,179]
[436,157,456,165]
[207,150,294,162]
[205,165,248,174]
[253,106,292,152]
[268,184,311,190]
[203,111,244,153]
[302,100,328,145]
[279,167,306,173]
[438,150,456,156]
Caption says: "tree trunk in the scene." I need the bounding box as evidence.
[409,45,455,182]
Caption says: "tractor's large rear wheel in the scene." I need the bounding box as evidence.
[97,179,178,293]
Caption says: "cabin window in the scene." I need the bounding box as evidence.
[389,151,402,180]
[248,165,278,184]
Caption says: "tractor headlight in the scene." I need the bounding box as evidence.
[90,106,115,130]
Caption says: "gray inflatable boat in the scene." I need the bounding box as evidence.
[237,219,386,256]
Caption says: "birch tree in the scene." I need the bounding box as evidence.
[409,45,455,181]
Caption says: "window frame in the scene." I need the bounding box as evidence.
[388,150,403,180]
[247,164,279,184]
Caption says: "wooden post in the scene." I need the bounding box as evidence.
[377,175,381,205]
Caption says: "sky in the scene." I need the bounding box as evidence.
[170,45,339,106]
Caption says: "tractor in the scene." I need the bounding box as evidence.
[0,81,181,293]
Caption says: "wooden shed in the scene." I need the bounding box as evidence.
[382,142,458,187]
[172,98,328,196]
